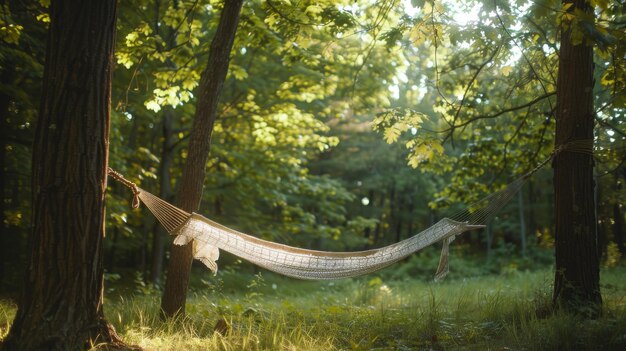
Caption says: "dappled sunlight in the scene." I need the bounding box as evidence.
[1,0,624,348]
[92,268,626,350]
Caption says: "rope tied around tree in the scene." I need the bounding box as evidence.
[522,139,595,180]
[107,167,141,209]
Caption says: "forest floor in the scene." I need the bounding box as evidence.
[1,266,625,350]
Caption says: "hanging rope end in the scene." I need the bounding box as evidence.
[131,194,141,209]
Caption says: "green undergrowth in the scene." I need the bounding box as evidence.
[1,267,625,350]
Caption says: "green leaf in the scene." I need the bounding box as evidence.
[305,5,323,15]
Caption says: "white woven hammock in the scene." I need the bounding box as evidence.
[108,169,533,280]
[107,140,591,280]
[139,186,487,280]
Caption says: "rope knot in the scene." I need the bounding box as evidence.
[107,167,141,208]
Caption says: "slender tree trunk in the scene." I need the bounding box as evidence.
[0,1,137,349]
[406,201,414,235]
[0,70,11,281]
[140,226,149,282]
[518,191,527,257]
[362,190,375,249]
[597,217,607,260]
[552,0,601,315]
[486,222,493,259]
[527,180,537,243]
[148,0,178,286]
[107,227,119,270]
[371,191,385,247]
[613,173,624,254]
[214,195,223,215]
[150,109,175,284]
[394,192,404,243]
[161,0,244,318]
[127,113,139,150]
[613,203,624,254]
[395,214,403,243]
[594,174,604,259]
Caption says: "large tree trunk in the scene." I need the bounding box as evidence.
[552,0,602,315]
[161,0,244,318]
[0,1,134,350]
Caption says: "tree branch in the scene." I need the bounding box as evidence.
[442,92,556,132]
[450,46,501,132]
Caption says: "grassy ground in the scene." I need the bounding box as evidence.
[1,267,625,350]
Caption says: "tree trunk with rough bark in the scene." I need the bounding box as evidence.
[161,0,244,318]
[0,1,137,350]
[552,0,602,316]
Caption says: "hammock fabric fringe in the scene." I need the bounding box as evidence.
[107,139,592,281]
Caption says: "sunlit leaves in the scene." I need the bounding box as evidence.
[115,1,210,111]
[305,5,323,15]
[145,86,191,112]
[0,23,23,44]
[35,13,49,23]
[406,139,444,168]
[144,100,161,112]
[0,5,24,44]
[373,108,426,143]
[229,65,249,80]
[372,108,450,169]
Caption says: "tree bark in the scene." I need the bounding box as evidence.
[161,0,244,318]
[552,0,602,316]
[1,1,137,350]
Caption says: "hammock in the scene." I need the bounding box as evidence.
[107,140,592,280]
[107,170,524,280]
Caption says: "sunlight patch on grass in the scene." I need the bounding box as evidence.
[101,268,625,350]
[1,268,625,350]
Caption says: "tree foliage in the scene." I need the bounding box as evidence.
[0,0,623,314]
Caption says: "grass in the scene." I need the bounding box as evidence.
[1,266,625,350]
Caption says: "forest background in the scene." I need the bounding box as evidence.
[0,0,625,349]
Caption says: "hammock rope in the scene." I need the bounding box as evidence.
[107,167,141,209]
[107,139,593,280]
